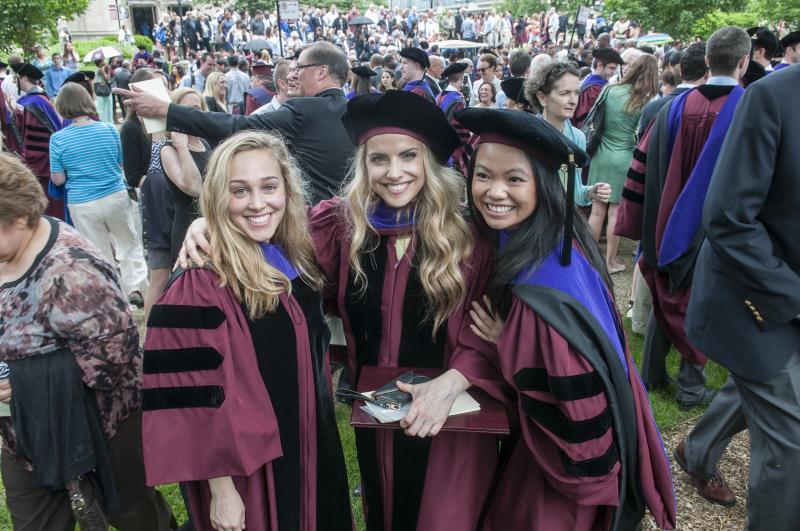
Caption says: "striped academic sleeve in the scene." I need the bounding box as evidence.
[503,300,620,505]
[615,124,653,240]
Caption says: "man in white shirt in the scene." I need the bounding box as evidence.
[253,60,292,114]
[422,14,439,41]
[547,8,559,43]
[470,53,502,106]
[1,55,23,104]
[484,10,498,46]
[226,58,252,113]
[323,4,338,28]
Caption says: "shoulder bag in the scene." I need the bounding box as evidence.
[581,85,611,157]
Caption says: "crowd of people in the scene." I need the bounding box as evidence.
[1,3,800,531]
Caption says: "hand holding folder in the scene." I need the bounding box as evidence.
[128,78,171,134]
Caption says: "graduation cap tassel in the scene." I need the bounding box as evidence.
[560,151,576,266]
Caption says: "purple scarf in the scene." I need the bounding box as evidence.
[368,202,416,230]
[580,73,607,90]
[259,242,299,280]
[501,231,628,376]
[658,85,744,267]
[17,92,63,133]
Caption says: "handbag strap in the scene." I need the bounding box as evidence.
[590,84,611,119]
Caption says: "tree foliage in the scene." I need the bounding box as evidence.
[501,0,585,18]
[749,0,800,29]
[0,0,90,55]
[604,0,748,39]
[691,10,760,38]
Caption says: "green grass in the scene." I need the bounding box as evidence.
[0,313,725,530]
[336,401,366,530]
[624,317,728,431]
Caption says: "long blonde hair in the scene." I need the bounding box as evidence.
[342,142,473,334]
[203,71,228,112]
[200,131,323,319]
[619,54,659,114]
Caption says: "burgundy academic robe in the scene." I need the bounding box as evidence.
[617,87,736,366]
[574,83,603,129]
[16,94,65,220]
[309,198,502,531]
[142,267,344,531]
[477,244,675,531]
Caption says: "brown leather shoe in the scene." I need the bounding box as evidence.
[674,440,737,507]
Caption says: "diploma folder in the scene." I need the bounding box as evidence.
[349,366,510,435]
[128,77,171,134]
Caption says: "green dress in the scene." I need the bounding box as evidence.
[587,84,641,204]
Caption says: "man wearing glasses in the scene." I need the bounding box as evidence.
[115,42,353,205]
[469,53,502,107]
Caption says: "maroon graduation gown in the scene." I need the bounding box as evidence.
[309,198,501,531]
[480,244,676,531]
[16,93,65,220]
[616,86,736,366]
[574,83,603,129]
[142,267,351,531]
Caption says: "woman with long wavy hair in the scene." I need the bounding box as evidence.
[586,54,659,273]
[308,90,500,531]
[142,131,352,531]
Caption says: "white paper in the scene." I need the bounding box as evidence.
[129,78,171,134]
[360,390,481,424]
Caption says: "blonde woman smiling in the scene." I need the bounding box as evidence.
[142,131,352,531]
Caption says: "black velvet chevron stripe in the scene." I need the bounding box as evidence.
[142,385,225,411]
[521,394,612,443]
[632,148,646,164]
[147,304,226,329]
[621,187,645,204]
[627,166,646,184]
[143,347,224,374]
[513,368,604,401]
[561,443,619,477]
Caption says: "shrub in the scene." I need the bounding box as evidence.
[52,39,136,64]
[133,35,153,51]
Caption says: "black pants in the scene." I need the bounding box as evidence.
[2,411,173,531]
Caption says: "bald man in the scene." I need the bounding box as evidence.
[425,54,445,97]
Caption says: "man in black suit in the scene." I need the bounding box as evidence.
[685,64,800,530]
[115,41,353,204]
[454,8,465,39]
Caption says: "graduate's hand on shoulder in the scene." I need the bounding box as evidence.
[470,295,504,344]
[209,476,246,531]
[177,217,211,270]
[398,369,469,438]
